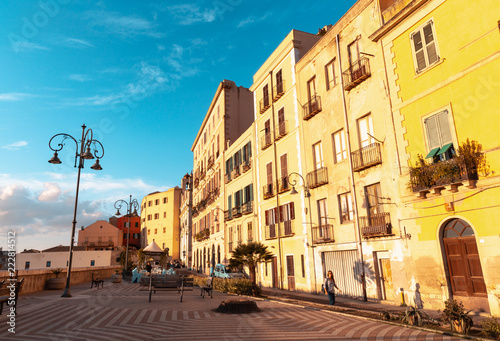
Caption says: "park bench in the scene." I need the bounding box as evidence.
[90,271,104,289]
[200,276,213,298]
[0,278,24,315]
[140,275,193,302]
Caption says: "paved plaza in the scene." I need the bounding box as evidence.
[0,281,466,341]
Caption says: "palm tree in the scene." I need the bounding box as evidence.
[229,242,274,288]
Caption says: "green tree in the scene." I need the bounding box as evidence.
[229,242,274,289]
[137,249,145,270]
[119,249,134,271]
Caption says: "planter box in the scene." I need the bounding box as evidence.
[46,277,65,290]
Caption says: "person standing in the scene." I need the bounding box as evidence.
[324,270,341,305]
[146,262,152,273]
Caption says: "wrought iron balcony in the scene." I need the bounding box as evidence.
[312,224,334,244]
[307,167,328,189]
[263,183,275,199]
[261,132,272,150]
[352,142,382,172]
[207,155,214,170]
[194,178,199,188]
[277,176,290,193]
[194,228,210,242]
[275,120,288,141]
[280,220,294,237]
[231,166,241,179]
[241,201,253,215]
[232,206,242,218]
[265,224,277,239]
[224,210,232,222]
[343,57,371,91]
[360,212,392,238]
[303,95,322,120]
[224,173,231,184]
[241,158,252,173]
[259,97,271,114]
[200,167,206,179]
[273,80,285,101]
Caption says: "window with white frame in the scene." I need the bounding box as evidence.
[313,141,324,170]
[325,58,336,90]
[333,129,347,163]
[339,192,354,223]
[317,198,328,227]
[411,20,440,74]
[357,114,374,148]
[424,109,455,161]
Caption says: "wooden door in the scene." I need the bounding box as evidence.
[443,219,487,297]
[272,257,278,288]
[379,258,394,301]
[286,255,295,291]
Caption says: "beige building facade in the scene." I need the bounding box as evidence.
[77,220,123,250]
[191,80,254,274]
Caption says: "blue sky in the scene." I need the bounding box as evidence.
[0,0,355,252]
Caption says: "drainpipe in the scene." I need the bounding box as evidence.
[336,34,367,301]
[269,70,284,290]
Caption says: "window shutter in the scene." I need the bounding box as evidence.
[249,184,253,201]
[274,208,279,223]
[247,141,252,157]
[437,110,452,145]
[289,202,295,220]
[265,209,269,226]
[228,195,232,210]
[423,23,438,65]
[412,31,427,72]
[425,115,440,150]
[280,154,288,179]
[279,206,284,222]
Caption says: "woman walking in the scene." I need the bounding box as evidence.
[324,270,341,305]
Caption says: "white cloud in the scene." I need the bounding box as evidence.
[11,41,49,52]
[86,11,164,38]
[38,183,61,202]
[69,74,92,82]
[237,11,272,28]
[0,93,35,102]
[2,141,28,150]
[63,38,94,48]
[167,4,216,25]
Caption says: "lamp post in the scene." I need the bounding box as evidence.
[48,124,104,298]
[288,172,318,292]
[114,195,139,277]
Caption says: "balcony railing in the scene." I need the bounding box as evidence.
[194,228,210,242]
[409,157,474,193]
[224,173,231,184]
[241,201,253,215]
[232,206,242,218]
[312,224,334,244]
[213,187,220,198]
[200,167,206,180]
[273,80,285,101]
[224,210,232,222]
[263,183,275,199]
[303,95,322,120]
[275,120,288,140]
[205,191,214,205]
[259,97,271,114]
[343,57,371,91]
[231,166,241,179]
[307,167,328,189]
[265,224,277,239]
[381,0,413,23]
[277,176,290,193]
[194,178,199,188]
[280,220,294,237]
[207,155,214,170]
[261,132,272,150]
[241,158,251,173]
[352,143,382,172]
[360,212,392,238]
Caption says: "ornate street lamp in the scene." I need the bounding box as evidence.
[48,124,104,297]
[114,195,139,277]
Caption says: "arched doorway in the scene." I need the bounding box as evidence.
[442,218,489,311]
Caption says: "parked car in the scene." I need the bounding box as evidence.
[213,263,245,279]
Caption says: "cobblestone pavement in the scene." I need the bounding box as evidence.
[0,281,467,340]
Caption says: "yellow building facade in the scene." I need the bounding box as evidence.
[295,0,407,302]
[251,30,321,291]
[140,188,181,259]
[371,0,500,314]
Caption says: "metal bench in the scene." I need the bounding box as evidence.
[140,275,193,302]
[0,278,24,315]
[200,277,213,298]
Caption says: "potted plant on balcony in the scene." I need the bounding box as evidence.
[408,154,435,194]
[458,139,490,187]
[47,268,65,290]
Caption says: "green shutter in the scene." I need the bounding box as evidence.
[425,147,440,159]
[436,143,453,156]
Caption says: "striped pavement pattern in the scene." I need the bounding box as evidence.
[0,282,464,341]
